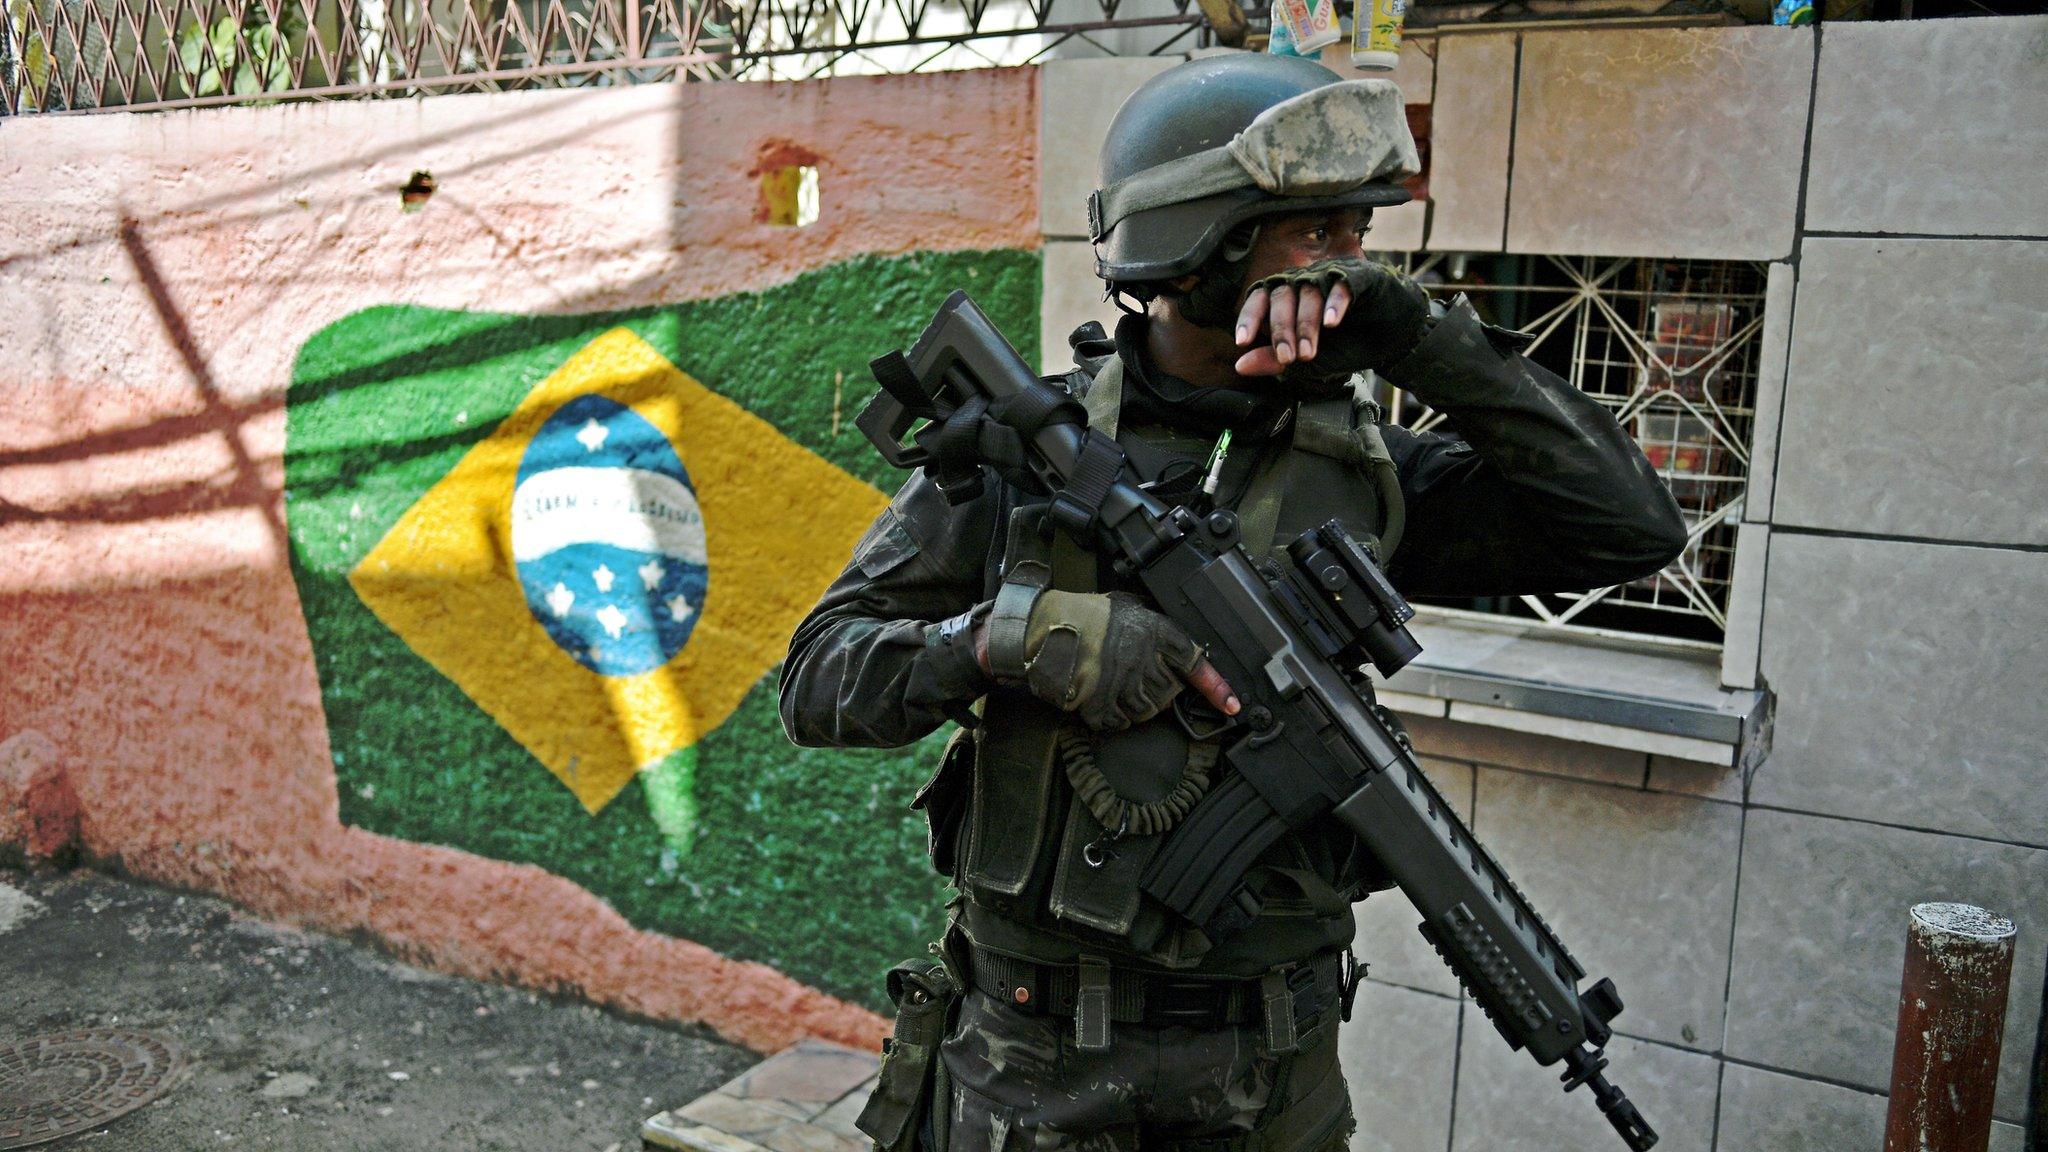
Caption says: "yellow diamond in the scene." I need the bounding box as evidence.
[349,328,887,813]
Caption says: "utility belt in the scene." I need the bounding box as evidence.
[857,934,1361,1152]
[967,944,1358,1056]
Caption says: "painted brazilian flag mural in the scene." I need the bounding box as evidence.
[285,250,1039,1009]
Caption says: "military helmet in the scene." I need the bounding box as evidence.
[1091,54,1420,284]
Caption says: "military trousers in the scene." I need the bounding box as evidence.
[936,987,1353,1152]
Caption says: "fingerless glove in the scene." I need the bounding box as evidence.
[1016,590,1201,732]
[1247,257,1432,386]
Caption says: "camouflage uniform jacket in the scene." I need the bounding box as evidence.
[779,296,1688,978]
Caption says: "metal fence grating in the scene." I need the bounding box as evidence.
[1378,253,1768,645]
[1,0,1209,111]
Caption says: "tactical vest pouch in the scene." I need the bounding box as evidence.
[855,958,961,1152]
[911,727,976,878]
[962,688,1062,899]
[1046,725,1215,942]
[1047,792,1157,938]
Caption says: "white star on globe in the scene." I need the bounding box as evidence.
[593,564,616,593]
[638,559,664,588]
[546,582,575,618]
[595,604,629,640]
[666,595,694,623]
[575,418,609,453]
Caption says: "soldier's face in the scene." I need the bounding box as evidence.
[1235,207,1376,305]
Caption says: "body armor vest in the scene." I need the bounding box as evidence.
[942,346,1405,972]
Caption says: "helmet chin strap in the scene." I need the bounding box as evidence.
[1177,265,1247,330]
[1174,222,1262,330]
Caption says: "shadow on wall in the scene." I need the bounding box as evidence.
[2,70,1041,1026]
[282,249,1040,1011]
[0,96,684,570]
[0,219,297,567]
[1,242,1039,1014]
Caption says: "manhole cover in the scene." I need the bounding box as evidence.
[0,1029,184,1149]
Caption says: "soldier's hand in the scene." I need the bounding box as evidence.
[1233,258,1430,381]
[1234,275,1352,373]
[977,590,1238,731]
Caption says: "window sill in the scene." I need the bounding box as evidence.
[1379,609,1774,770]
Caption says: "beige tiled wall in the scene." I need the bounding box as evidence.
[1719,16,2048,1141]
[1773,237,2048,546]
[1471,770,1741,1053]
[1805,16,2048,237]
[1423,34,1517,253]
[1340,981,1460,1152]
[1029,21,2048,1148]
[1752,532,2048,847]
[1507,27,1812,259]
[1717,522,1768,694]
[1453,1028,1721,1152]
[1741,261,1798,525]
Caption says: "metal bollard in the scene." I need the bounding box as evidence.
[1882,902,2017,1152]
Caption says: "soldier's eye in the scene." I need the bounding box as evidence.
[1306,227,1329,244]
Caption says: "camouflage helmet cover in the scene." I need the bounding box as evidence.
[1091,54,1419,284]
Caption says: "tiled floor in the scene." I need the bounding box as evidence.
[643,1039,880,1152]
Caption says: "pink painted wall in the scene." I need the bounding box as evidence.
[0,69,1038,1052]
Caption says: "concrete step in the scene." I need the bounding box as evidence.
[643,1038,880,1152]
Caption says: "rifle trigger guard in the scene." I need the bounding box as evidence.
[1171,690,1235,743]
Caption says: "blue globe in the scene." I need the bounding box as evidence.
[510,394,710,677]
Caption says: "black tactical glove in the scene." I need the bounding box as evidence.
[1018,590,1203,733]
[1248,257,1432,386]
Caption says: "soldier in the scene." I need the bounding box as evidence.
[783,53,1687,1152]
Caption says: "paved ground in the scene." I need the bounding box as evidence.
[0,866,757,1151]
[642,1040,877,1152]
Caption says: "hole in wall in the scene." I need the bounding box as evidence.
[400,170,437,213]
[751,140,823,228]
[759,165,820,228]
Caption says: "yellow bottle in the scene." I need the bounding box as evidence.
[1350,0,1407,71]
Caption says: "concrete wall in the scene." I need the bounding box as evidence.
[0,69,1041,1051]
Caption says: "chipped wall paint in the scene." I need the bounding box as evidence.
[0,69,1039,1048]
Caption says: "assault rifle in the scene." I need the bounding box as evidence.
[859,292,1658,1150]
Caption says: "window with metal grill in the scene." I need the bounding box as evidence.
[1373,253,1768,648]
